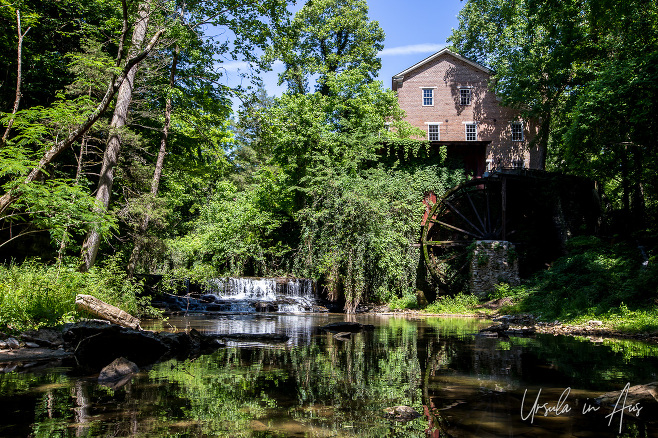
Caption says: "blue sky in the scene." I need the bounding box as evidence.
[221,1,465,100]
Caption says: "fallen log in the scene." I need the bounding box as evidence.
[75,294,141,329]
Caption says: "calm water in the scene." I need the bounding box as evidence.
[1,314,657,437]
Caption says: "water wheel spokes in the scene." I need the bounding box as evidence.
[422,177,505,293]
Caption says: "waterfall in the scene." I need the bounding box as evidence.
[203,277,317,313]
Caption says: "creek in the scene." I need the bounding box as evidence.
[1,313,657,437]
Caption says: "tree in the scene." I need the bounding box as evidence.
[449,0,658,232]
[448,0,591,170]
[272,0,385,95]
[80,0,155,271]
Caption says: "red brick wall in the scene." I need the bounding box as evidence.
[395,53,541,169]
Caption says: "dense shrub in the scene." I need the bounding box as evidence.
[0,257,159,332]
[519,237,658,320]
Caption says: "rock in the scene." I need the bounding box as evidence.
[588,320,603,326]
[320,322,375,333]
[6,337,20,349]
[62,321,222,367]
[24,342,40,348]
[382,405,422,421]
[21,328,64,348]
[596,382,658,414]
[75,294,141,329]
[98,357,139,383]
[0,341,7,349]
[479,323,509,334]
[333,332,351,340]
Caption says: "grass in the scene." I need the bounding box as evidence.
[0,257,161,333]
[424,293,480,315]
[388,291,419,310]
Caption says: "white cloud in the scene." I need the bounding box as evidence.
[219,59,285,72]
[220,60,250,71]
[380,43,446,56]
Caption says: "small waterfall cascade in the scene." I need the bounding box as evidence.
[202,277,317,313]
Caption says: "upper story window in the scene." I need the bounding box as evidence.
[460,88,471,105]
[427,124,440,141]
[465,123,477,141]
[422,88,434,106]
[511,121,523,141]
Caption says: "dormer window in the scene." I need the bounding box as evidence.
[422,88,434,106]
[460,88,471,105]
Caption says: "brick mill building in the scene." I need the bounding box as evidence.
[392,48,541,176]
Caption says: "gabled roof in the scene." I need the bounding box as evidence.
[392,48,492,82]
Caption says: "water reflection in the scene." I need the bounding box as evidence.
[0,315,656,437]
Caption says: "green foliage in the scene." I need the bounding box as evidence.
[388,290,419,310]
[294,164,464,311]
[450,0,658,230]
[0,257,159,332]
[516,237,658,322]
[167,180,287,276]
[487,282,529,301]
[425,293,481,315]
[271,0,384,94]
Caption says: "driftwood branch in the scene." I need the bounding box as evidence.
[75,294,141,329]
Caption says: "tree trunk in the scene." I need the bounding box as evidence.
[127,47,179,277]
[0,13,163,216]
[2,10,30,144]
[80,2,152,271]
[75,294,141,329]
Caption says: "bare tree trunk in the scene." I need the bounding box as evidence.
[2,10,30,144]
[0,4,163,216]
[80,1,152,271]
[127,47,179,277]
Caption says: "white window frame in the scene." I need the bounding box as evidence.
[459,87,472,105]
[422,88,434,106]
[511,121,524,141]
[426,123,440,141]
[464,122,477,141]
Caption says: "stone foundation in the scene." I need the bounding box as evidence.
[469,240,520,297]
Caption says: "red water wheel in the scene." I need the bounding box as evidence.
[421,171,602,294]
[421,176,512,293]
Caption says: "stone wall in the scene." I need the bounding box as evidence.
[469,240,520,297]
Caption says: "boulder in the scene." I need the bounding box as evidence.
[6,337,20,349]
[62,321,222,367]
[98,357,139,383]
[21,327,64,348]
[596,382,658,416]
[333,332,351,341]
[382,406,422,421]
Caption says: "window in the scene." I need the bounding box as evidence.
[511,121,523,141]
[422,88,433,106]
[460,88,471,105]
[428,124,440,141]
[465,123,477,141]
